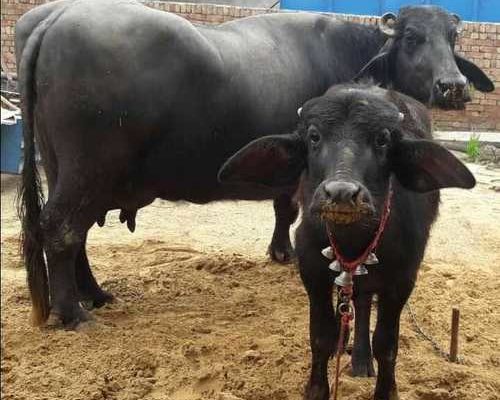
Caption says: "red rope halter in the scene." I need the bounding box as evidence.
[326,179,393,272]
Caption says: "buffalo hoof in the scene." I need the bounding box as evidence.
[351,355,376,377]
[374,387,400,400]
[79,289,115,310]
[92,290,115,308]
[304,382,329,400]
[268,242,296,264]
[45,305,92,330]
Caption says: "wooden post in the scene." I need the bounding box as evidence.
[449,308,460,362]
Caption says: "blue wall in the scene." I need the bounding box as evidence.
[280,0,500,23]
[1,120,23,174]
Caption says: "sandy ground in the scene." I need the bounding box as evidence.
[1,158,500,400]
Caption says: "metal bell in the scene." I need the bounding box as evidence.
[328,260,341,272]
[335,271,353,287]
[353,264,368,276]
[321,246,334,260]
[365,252,379,265]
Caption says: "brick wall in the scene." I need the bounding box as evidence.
[2,0,499,131]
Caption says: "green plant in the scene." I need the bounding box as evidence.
[466,133,480,161]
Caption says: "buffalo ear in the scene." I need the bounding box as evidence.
[455,54,495,92]
[451,13,464,33]
[391,138,476,192]
[380,12,397,36]
[218,133,305,187]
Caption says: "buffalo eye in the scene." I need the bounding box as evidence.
[308,126,321,145]
[375,129,391,148]
[403,29,423,50]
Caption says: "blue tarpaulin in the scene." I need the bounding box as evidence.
[280,0,500,23]
[1,117,23,174]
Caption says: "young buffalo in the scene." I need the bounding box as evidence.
[218,83,475,400]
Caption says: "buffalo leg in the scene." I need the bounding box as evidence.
[269,193,298,263]
[40,191,95,329]
[351,293,375,377]
[304,280,337,400]
[76,234,114,309]
[299,251,338,400]
[372,289,411,400]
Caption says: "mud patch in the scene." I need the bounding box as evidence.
[1,167,499,400]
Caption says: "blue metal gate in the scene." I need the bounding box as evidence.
[280,0,500,23]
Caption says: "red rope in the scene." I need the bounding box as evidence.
[327,179,393,272]
[331,286,354,400]
[328,180,394,400]
[331,313,352,400]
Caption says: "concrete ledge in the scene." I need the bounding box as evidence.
[434,131,500,152]
[434,131,500,143]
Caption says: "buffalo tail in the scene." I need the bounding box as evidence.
[16,6,67,326]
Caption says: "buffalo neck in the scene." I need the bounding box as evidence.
[322,21,388,88]
[327,221,380,261]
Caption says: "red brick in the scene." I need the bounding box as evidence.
[486,24,496,33]
[480,46,496,53]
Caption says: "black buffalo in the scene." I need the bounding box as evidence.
[218,83,476,400]
[16,0,493,327]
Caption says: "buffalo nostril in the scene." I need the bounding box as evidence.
[436,77,467,98]
[324,181,361,204]
[354,188,366,206]
[324,182,333,198]
[350,185,362,205]
[319,181,374,223]
[323,181,338,201]
[437,82,450,97]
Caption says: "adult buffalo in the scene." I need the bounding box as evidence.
[16,0,493,328]
[218,83,476,400]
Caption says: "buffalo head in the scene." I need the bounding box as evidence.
[218,84,475,236]
[356,6,494,109]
